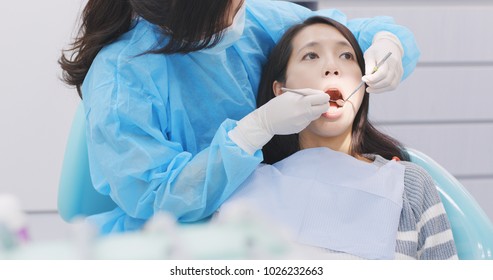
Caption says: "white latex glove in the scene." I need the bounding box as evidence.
[228,89,330,155]
[363,31,404,93]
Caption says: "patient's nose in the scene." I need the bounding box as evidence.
[324,69,339,76]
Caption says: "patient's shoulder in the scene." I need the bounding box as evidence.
[399,161,443,217]
[400,161,435,188]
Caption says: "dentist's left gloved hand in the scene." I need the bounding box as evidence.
[363,31,404,93]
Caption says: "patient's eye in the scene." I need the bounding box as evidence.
[302,52,319,60]
[340,52,354,60]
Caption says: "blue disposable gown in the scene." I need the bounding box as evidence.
[82,0,420,234]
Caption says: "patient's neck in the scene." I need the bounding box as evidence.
[299,128,352,155]
[299,128,373,163]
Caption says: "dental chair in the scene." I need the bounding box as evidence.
[58,104,117,222]
[58,103,493,259]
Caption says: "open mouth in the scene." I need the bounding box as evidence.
[325,88,343,107]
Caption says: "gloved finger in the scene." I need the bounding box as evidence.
[288,87,326,96]
[303,92,331,105]
[367,71,394,91]
[363,51,377,75]
[367,85,388,94]
[368,82,399,93]
[367,76,398,93]
[368,75,401,93]
[280,91,303,101]
[362,62,389,85]
[367,65,399,93]
[310,103,330,117]
[366,82,392,94]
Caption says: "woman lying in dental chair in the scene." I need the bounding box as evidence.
[218,16,457,260]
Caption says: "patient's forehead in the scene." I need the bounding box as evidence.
[291,23,350,51]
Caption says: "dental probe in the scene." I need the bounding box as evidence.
[342,51,393,105]
[280,87,340,104]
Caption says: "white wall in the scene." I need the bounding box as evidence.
[0,2,82,210]
[1,0,492,240]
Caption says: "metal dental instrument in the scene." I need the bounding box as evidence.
[341,51,393,105]
[281,52,392,107]
[280,87,340,104]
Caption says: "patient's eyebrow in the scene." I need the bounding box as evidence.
[297,40,352,55]
[297,41,320,55]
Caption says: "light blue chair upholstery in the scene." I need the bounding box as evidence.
[58,103,116,222]
[58,103,493,259]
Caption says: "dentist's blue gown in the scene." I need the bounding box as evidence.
[82,0,420,234]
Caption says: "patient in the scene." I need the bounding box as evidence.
[220,16,457,260]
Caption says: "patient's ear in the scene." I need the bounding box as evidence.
[273,81,283,97]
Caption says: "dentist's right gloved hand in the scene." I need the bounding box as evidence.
[228,88,330,155]
[363,31,405,93]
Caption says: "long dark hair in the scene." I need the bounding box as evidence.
[59,0,234,98]
[257,16,409,164]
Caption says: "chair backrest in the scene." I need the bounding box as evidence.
[406,148,493,260]
[57,103,116,222]
[57,104,493,259]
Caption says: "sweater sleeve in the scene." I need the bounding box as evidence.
[402,162,458,260]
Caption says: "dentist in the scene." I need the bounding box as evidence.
[59,0,420,234]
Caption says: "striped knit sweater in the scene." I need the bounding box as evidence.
[312,155,458,260]
[383,156,458,260]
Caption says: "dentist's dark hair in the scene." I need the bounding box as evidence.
[59,0,235,98]
[257,16,409,164]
